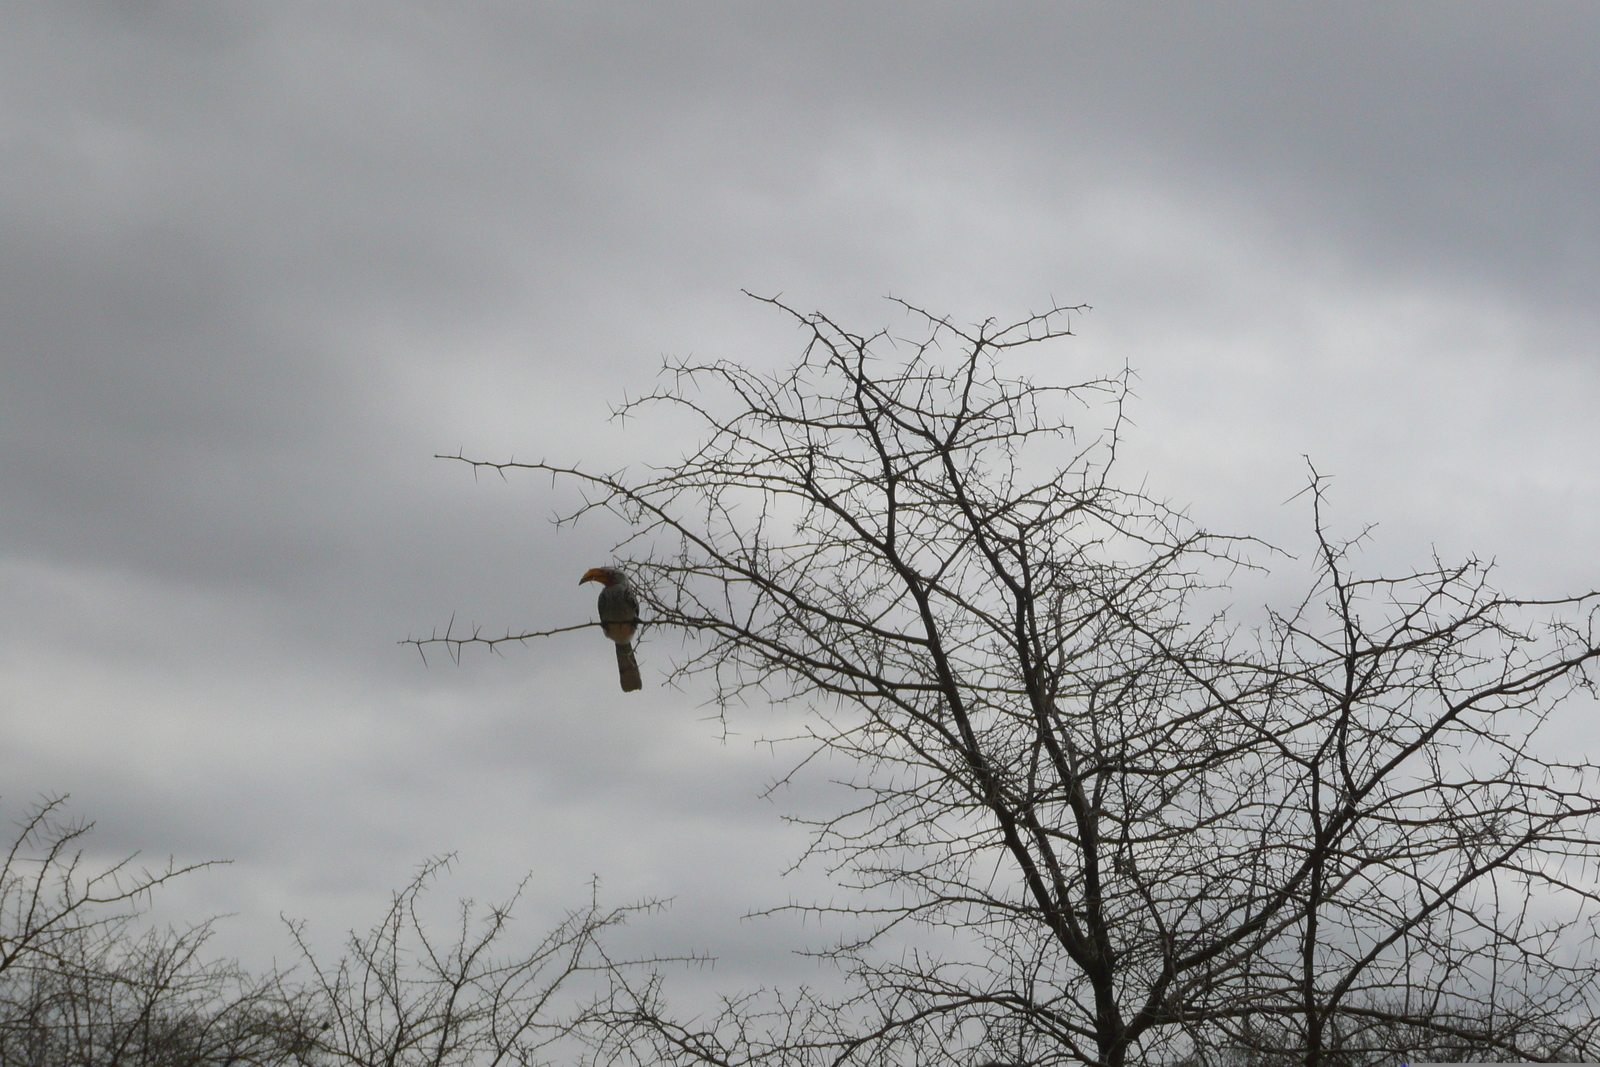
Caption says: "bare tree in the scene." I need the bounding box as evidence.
[3,797,660,1066]
[1,797,212,985]
[415,295,1600,1067]
[286,856,668,1067]
[0,795,312,1066]
[0,915,316,1067]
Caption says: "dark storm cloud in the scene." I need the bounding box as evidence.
[708,4,1600,310]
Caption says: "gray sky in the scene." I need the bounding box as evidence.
[3,1,1598,996]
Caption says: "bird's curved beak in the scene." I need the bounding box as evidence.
[579,568,606,585]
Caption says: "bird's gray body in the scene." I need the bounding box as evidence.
[581,567,642,692]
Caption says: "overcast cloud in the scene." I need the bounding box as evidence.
[2,1,1597,997]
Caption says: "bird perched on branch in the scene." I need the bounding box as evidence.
[579,567,642,692]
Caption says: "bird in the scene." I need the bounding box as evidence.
[579,567,643,692]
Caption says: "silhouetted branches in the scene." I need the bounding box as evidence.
[0,798,665,1067]
[286,857,670,1067]
[429,294,1600,1067]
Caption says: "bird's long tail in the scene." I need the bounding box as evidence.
[615,641,642,692]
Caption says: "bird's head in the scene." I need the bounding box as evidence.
[580,567,622,587]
